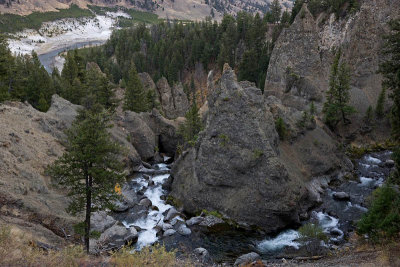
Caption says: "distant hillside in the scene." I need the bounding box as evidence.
[0,0,293,20]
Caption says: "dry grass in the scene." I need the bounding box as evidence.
[0,225,89,267]
[0,225,192,267]
[110,244,193,267]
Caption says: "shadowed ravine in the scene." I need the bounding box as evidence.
[110,151,394,264]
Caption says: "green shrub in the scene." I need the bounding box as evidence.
[298,223,328,256]
[357,185,400,242]
[275,117,287,140]
[298,223,328,243]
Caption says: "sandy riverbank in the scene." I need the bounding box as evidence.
[7,11,128,57]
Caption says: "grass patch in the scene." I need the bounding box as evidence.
[218,134,230,147]
[111,243,188,266]
[0,4,94,33]
[88,5,160,25]
[201,209,223,219]
[346,140,398,159]
[166,195,183,208]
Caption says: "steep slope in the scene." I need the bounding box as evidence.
[0,0,293,19]
[264,0,400,135]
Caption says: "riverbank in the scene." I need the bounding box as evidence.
[6,11,127,72]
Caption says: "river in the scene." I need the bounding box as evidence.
[109,150,394,264]
[38,41,106,73]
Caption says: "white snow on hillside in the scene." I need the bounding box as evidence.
[7,11,129,56]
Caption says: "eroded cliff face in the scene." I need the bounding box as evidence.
[170,65,349,232]
[265,0,400,118]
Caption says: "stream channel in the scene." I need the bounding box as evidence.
[109,151,395,264]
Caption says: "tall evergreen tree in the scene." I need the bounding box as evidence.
[379,19,400,183]
[323,49,356,128]
[48,105,125,253]
[0,34,13,102]
[375,86,386,118]
[270,0,282,24]
[178,96,203,145]
[124,64,148,113]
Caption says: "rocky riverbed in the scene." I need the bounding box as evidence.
[89,150,394,265]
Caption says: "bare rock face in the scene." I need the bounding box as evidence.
[265,1,400,119]
[170,65,347,232]
[139,72,159,100]
[156,77,189,119]
[139,109,182,156]
[122,111,156,161]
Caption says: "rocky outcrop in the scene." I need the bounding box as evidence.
[265,1,400,120]
[139,109,183,156]
[122,111,156,161]
[170,65,348,232]
[156,77,189,119]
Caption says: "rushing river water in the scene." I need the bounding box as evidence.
[110,150,394,264]
[38,41,105,73]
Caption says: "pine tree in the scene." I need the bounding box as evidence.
[365,105,374,125]
[124,64,148,113]
[275,117,287,140]
[379,18,400,183]
[37,92,49,112]
[375,86,386,118]
[323,49,356,128]
[86,67,116,110]
[310,101,316,115]
[270,0,282,24]
[178,97,203,146]
[47,105,125,253]
[62,52,78,86]
[0,34,13,102]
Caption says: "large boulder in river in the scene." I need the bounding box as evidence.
[170,65,348,232]
[156,77,189,119]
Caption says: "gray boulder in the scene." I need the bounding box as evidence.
[234,252,261,266]
[193,247,211,264]
[164,207,180,222]
[187,216,204,226]
[177,224,191,236]
[139,198,153,208]
[90,211,116,233]
[90,224,138,253]
[163,229,176,237]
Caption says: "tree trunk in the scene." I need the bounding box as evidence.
[85,174,92,254]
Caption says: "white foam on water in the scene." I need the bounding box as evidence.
[152,174,170,185]
[359,177,375,187]
[257,230,300,252]
[359,163,371,169]
[155,163,169,171]
[145,185,172,213]
[365,155,381,164]
[313,211,339,231]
